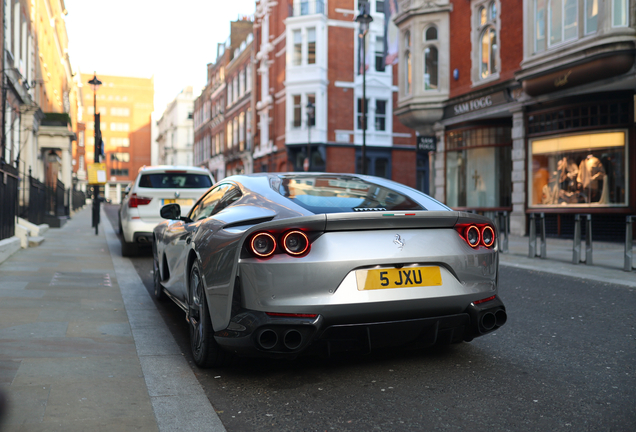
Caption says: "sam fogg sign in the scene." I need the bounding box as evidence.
[445,90,509,118]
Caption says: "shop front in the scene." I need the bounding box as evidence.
[526,92,634,240]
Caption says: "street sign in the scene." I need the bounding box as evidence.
[417,136,437,153]
[88,163,107,185]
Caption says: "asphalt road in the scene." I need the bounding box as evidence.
[105,204,636,432]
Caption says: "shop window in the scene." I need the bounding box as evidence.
[356,150,391,179]
[530,131,627,207]
[612,0,629,27]
[445,125,512,209]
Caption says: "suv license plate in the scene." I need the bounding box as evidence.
[356,266,442,291]
[163,199,193,206]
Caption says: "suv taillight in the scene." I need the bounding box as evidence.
[128,193,152,208]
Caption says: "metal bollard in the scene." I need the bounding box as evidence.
[625,216,635,272]
[528,213,546,258]
[495,211,509,253]
[528,214,536,258]
[573,214,592,264]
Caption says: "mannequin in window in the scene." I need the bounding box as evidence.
[577,154,606,203]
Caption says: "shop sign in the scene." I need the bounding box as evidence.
[522,52,634,97]
[417,136,437,152]
[445,90,509,118]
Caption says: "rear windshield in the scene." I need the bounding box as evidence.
[138,173,212,189]
[277,175,425,214]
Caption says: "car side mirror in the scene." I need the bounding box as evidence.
[160,203,181,220]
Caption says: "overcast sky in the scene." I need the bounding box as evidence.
[64,0,256,114]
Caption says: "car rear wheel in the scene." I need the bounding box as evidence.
[188,262,232,368]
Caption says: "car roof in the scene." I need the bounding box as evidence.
[137,165,212,175]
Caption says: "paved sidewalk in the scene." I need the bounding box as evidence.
[500,233,636,288]
[0,207,633,431]
[0,207,225,432]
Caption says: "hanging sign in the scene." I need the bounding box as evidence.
[417,136,437,153]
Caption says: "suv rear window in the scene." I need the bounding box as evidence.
[138,173,212,189]
[277,175,425,213]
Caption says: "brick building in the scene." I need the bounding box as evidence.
[251,0,420,189]
[394,0,635,239]
[80,73,154,203]
[194,19,254,180]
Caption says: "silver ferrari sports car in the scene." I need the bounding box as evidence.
[152,173,506,368]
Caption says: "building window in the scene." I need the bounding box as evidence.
[111,107,130,116]
[307,27,316,64]
[404,31,412,94]
[585,0,598,34]
[293,30,302,66]
[375,36,385,72]
[424,26,438,90]
[477,1,498,80]
[612,0,629,27]
[239,112,245,151]
[110,122,129,131]
[356,149,391,179]
[357,98,369,130]
[226,122,232,150]
[111,137,130,147]
[110,152,130,162]
[110,168,129,176]
[246,64,252,92]
[293,95,302,128]
[228,81,233,105]
[445,125,512,209]
[548,0,578,46]
[233,117,239,147]
[239,69,245,97]
[307,94,316,127]
[233,76,239,102]
[375,100,386,131]
[376,1,385,13]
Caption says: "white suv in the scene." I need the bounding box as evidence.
[118,166,214,256]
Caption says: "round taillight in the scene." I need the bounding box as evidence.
[481,226,495,247]
[465,225,480,248]
[282,230,309,256]
[251,232,276,257]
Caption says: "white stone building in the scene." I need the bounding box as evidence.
[156,87,195,166]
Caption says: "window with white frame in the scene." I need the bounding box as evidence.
[110,122,128,132]
[375,100,387,131]
[424,26,438,90]
[233,117,239,147]
[227,81,233,105]
[293,95,302,128]
[307,28,316,64]
[357,98,369,130]
[549,0,578,45]
[239,69,245,97]
[404,31,412,95]
[475,1,498,80]
[227,122,232,150]
[293,30,302,66]
[239,112,245,151]
[233,76,239,102]
[375,36,385,72]
[246,65,252,92]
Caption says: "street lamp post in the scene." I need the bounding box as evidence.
[305,101,314,171]
[88,72,102,235]
[356,1,373,175]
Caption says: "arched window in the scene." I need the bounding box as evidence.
[477,1,498,80]
[480,27,497,79]
[404,31,412,94]
[425,26,437,41]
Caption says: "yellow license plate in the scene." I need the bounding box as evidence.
[163,198,193,206]
[356,266,442,291]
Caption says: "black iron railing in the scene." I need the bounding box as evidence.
[72,190,86,211]
[0,162,19,241]
[27,174,47,225]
